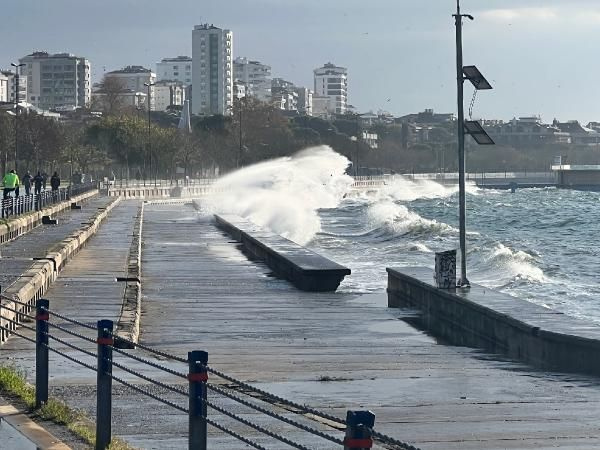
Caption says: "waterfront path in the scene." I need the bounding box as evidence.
[0,195,113,291]
[3,201,600,449]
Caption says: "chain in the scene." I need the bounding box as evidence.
[2,316,37,333]
[109,373,188,414]
[207,366,346,426]
[371,431,420,450]
[0,324,37,345]
[205,417,268,450]
[45,332,98,359]
[206,399,310,450]
[110,345,187,379]
[107,357,188,397]
[43,343,97,372]
[114,335,187,363]
[46,321,97,345]
[43,308,98,331]
[0,304,37,321]
[208,384,344,446]
[0,294,30,306]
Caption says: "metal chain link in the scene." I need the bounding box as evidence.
[43,343,97,372]
[112,336,187,363]
[107,357,188,397]
[2,316,37,333]
[206,416,268,450]
[371,431,420,450]
[0,294,31,306]
[45,332,98,360]
[207,366,346,426]
[43,308,98,331]
[0,304,37,321]
[206,398,310,450]
[46,321,97,345]
[0,324,37,345]
[208,384,344,446]
[109,372,188,414]
[110,345,188,379]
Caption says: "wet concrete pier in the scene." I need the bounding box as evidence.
[3,201,600,448]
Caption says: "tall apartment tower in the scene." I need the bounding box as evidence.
[19,51,90,110]
[192,24,233,115]
[313,63,347,115]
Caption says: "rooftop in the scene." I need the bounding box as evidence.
[107,65,152,74]
[159,56,192,62]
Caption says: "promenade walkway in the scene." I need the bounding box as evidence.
[3,201,600,449]
[0,196,112,291]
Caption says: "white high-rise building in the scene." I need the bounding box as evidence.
[313,63,347,115]
[154,80,185,111]
[156,56,192,85]
[105,65,156,110]
[233,57,271,102]
[192,24,233,115]
[18,51,90,110]
[0,72,8,102]
[0,70,28,105]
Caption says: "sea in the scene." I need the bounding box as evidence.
[206,146,600,324]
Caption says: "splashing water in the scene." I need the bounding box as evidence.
[204,146,353,245]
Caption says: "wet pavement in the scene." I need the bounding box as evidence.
[3,202,600,449]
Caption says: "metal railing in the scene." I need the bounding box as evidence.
[0,296,419,450]
[1,183,96,219]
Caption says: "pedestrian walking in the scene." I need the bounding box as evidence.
[50,172,60,191]
[41,171,48,190]
[22,171,32,196]
[2,170,19,199]
[33,171,43,195]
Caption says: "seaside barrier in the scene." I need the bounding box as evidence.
[214,213,351,292]
[0,297,418,450]
[0,188,98,244]
[387,266,600,376]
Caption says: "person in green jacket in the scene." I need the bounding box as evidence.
[3,170,20,199]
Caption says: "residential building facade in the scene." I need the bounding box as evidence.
[154,80,185,111]
[192,24,233,115]
[0,72,7,102]
[18,51,90,110]
[313,63,347,115]
[104,65,156,110]
[0,70,28,105]
[156,56,192,85]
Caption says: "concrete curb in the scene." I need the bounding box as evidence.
[0,401,71,449]
[114,203,143,348]
[0,190,98,245]
[0,197,122,344]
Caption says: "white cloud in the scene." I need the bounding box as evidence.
[480,7,559,22]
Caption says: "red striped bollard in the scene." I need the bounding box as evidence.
[344,410,375,450]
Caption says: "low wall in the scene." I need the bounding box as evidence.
[0,197,122,343]
[0,190,98,245]
[107,185,212,199]
[214,214,350,292]
[114,202,144,348]
[387,267,600,376]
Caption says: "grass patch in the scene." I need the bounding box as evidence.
[0,365,133,450]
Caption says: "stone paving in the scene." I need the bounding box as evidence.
[3,202,600,449]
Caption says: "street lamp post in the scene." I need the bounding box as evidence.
[144,82,155,185]
[453,0,494,287]
[11,62,25,173]
[237,97,244,168]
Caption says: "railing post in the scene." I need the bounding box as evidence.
[96,319,113,450]
[188,350,208,450]
[344,410,375,450]
[35,299,50,408]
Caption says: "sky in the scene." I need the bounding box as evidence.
[2,0,600,123]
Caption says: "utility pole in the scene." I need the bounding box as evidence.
[454,0,471,287]
[11,63,25,173]
[144,82,155,185]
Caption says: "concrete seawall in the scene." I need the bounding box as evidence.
[214,214,350,291]
[387,266,600,376]
[0,189,98,245]
[0,197,122,343]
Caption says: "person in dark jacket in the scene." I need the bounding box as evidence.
[50,172,60,191]
[33,171,44,195]
[22,171,32,196]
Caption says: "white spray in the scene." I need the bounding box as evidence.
[204,146,353,245]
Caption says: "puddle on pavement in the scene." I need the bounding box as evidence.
[0,419,37,450]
